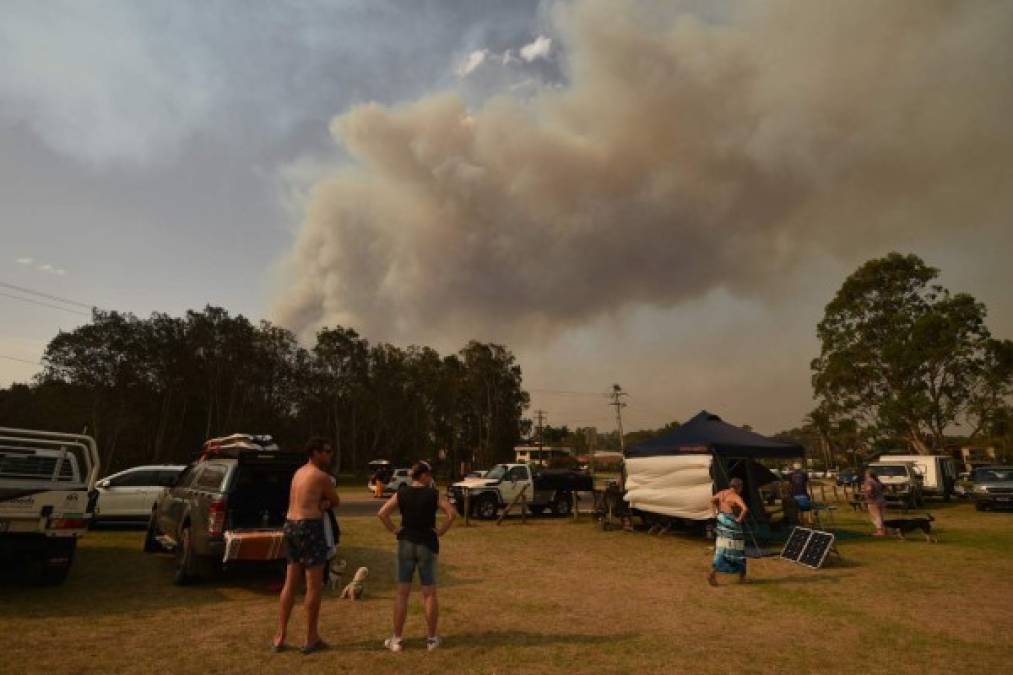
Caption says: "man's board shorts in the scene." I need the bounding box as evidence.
[283,518,328,567]
[793,495,813,511]
[397,540,437,586]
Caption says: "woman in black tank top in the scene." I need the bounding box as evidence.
[397,484,439,553]
[377,462,457,652]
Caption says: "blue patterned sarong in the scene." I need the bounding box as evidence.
[713,512,746,574]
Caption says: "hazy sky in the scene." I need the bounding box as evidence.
[2,0,1011,435]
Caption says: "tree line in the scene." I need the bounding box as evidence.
[0,306,530,475]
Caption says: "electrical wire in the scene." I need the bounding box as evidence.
[0,281,94,310]
[0,291,91,317]
[0,354,41,366]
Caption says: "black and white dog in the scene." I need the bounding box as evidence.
[882,514,937,542]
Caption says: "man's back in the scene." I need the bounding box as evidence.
[288,464,326,520]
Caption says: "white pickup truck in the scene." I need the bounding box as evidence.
[0,427,100,584]
[447,463,593,519]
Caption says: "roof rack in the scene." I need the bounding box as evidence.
[198,433,284,461]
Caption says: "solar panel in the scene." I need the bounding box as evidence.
[780,526,836,569]
[780,527,812,561]
[798,531,835,569]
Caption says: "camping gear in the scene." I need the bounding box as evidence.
[223,530,286,561]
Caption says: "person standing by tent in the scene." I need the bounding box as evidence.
[787,462,812,523]
[863,469,887,536]
[708,478,749,586]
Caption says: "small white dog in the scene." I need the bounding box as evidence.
[339,566,369,600]
[327,558,347,592]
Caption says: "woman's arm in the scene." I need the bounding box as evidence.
[376,493,400,534]
[436,494,457,537]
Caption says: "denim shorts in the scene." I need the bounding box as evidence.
[397,540,437,586]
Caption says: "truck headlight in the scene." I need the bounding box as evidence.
[973,485,988,494]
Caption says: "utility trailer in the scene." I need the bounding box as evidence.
[0,427,100,584]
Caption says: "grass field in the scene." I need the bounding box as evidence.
[2,501,1011,674]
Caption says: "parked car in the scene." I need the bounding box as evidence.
[836,468,861,487]
[448,463,593,519]
[0,427,100,585]
[94,465,185,523]
[366,459,391,491]
[383,468,411,494]
[148,434,306,584]
[970,466,1013,511]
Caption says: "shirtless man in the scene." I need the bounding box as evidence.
[707,477,749,586]
[273,437,341,654]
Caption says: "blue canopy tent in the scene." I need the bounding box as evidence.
[623,411,805,532]
[625,410,805,461]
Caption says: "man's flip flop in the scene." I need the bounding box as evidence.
[301,640,328,655]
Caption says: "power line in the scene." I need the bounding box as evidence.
[0,354,41,366]
[0,281,94,310]
[0,291,91,317]
[528,388,608,397]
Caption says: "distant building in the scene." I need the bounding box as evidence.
[514,445,573,465]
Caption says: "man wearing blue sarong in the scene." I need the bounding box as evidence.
[708,477,749,586]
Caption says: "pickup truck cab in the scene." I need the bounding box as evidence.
[148,434,307,584]
[868,461,925,509]
[448,463,593,520]
[0,427,100,584]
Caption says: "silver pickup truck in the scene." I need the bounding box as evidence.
[0,427,100,584]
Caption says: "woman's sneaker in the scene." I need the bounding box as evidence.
[426,636,442,651]
[384,637,403,653]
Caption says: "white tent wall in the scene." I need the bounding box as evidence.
[624,454,713,520]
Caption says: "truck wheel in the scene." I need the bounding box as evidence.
[143,512,162,553]
[173,526,198,585]
[476,495,498,520]
[552,494,572,517]
[39,539,76,586]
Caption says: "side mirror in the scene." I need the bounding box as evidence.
[97,479,110,489]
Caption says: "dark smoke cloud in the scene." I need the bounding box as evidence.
[272,0,1013,345]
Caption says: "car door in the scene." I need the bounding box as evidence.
[160,465,202,535]
[123,470,164,516]
[499,465,530,504]
[98,470,147,518]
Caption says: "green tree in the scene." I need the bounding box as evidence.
[812,253,1012,454]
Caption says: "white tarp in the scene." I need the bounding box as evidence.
[624,454,714,520]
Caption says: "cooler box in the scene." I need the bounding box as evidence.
[223,529,286,562]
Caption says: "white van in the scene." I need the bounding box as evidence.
[878,454,958,501]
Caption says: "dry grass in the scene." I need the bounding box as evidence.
[2,501,1011,674]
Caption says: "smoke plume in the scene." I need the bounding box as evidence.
[272,0,1013,345]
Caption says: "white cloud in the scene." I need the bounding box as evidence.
[15,258,68,276]
[456,49,489,78]
[519,35,551,62]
